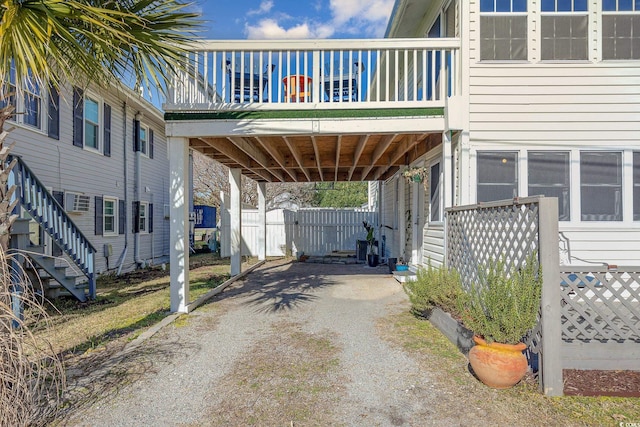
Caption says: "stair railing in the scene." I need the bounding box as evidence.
[8,155,96,298]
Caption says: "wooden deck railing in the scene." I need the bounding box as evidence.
[165,38,461,111]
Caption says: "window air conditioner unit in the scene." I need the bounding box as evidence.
[65,192,90,213]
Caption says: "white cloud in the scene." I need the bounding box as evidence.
[329,0,395,36]
[243,0,394,40]
[246,19,314,39]
[247,0,274,16]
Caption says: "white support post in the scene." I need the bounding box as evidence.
[442,130,453,210]
[398,177,406,261]
[229,168,242,276]
[169,137,190,313]
[538,197,563,396]
[257,182,266,261]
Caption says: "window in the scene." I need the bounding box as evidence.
[580,152,622,221]
[140,125,148,156]
[430,162,441,222]
[73,87,111,155]
[528,151,571,221]
[480,0,528,60]
[634,152,640,220]
[1,64,56,132]
[133,201,153,233]
[103,198,118,235]
[603,0,640,59]
[477,151,518,202]
[23,74,42,127]
[139,202,147,232]
[84,96,100,150]
[541,0,588,60]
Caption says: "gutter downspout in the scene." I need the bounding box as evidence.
[116,102,129,275]
[133,113,142,267]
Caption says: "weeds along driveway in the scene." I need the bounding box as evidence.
[59,259,588,427]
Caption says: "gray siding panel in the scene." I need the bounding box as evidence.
[9,83,169,276]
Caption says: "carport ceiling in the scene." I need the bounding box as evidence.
[190,132,442,183]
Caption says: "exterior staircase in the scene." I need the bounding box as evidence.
[8,155,96,302]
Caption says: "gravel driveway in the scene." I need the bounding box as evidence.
[58,259,494,426]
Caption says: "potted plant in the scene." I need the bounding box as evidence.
[363,221,378,267]
[458,253,542,389]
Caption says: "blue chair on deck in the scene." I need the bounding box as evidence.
[323,62,364,102]
[226,61,275,103]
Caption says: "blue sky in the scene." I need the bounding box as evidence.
[191,0,396,39]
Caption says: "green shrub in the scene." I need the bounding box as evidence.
[458,254,542,344]
[403,262,465,316]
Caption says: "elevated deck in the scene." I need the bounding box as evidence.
[164,38,462,183]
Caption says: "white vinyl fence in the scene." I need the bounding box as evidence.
[220,208,377,257]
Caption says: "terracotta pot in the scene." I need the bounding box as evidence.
[468,336,528,389]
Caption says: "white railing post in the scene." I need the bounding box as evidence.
[312,50,321,103]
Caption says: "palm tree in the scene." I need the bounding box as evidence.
[0,0,200,246]
[0,1,200,424]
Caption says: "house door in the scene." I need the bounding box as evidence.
[411,177,425,265]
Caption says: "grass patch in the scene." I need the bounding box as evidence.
[35,254,259,358]
[378,311,640,425]
[203,322,345,426]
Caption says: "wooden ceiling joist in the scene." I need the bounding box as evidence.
[255,136,298,181]
[228,136,285,182]
[198,137,274,182]
[283,136,311,182]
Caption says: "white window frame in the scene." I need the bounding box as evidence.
[138,201,149,233]
[579,151,623,222]
[476,151,519,202]
[1,64,45,132]
[479,0,529,61]
[602,0,640,60]
[527,151,572,221]
[140,123,149,157]
[429,160,443,223]
[83,93,102,153]
[540,0,589,61]
[103,197,118,236]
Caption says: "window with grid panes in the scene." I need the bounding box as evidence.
[541,0,589,60]
[580,152,623,221]
[528,151,571,221]
[480,0,528,60]
[603,0,640,59]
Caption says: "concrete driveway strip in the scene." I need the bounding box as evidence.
[63,259,443,426]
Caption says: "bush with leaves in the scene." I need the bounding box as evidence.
[403,262,465,316]
[458,254,542,344]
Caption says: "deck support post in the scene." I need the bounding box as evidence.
[169,136,190,313]
[229,168,242,276]
[257,182,266,261]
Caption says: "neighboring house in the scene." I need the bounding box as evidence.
[4,77,171,299]
[379,0,640,267]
